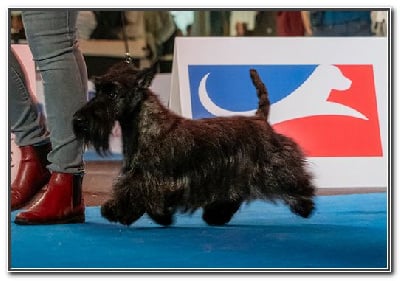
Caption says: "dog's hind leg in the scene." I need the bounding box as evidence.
[202,199,242,226]
[284,194,315,218]
[281,177,316,218]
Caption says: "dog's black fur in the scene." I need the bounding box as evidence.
[73,62,316,226]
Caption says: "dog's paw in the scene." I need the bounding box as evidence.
[118,215,140,226]
[202,213,233,226]
[202,201,241,226]
[101,200,145,226]
[148,212,174,226]
[101,200,118,222]
[290,198,315,218]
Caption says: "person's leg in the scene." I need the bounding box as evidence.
[15,11,87,224]
[9,50,49,147]
[9,49,51,210]
[21,11,87,173]
[346,20,372,36]
[313,24,347,36]
[314,20,372,36]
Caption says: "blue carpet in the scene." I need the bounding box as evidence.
[10,193,388,270]
[83,150,122,161]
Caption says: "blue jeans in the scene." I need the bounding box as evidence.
[9,50,49,147]
[313,20,372,36]
[12,11,87,174]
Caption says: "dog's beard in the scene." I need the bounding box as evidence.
[79,120,114,157]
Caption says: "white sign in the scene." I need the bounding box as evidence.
[170,37,389,189]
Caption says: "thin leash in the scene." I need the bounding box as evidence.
[120,12,134,64]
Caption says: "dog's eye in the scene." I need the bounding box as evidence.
[108,92,118,99]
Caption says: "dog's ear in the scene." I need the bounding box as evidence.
[135,62,158,89]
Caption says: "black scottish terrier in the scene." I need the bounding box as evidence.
[73,62,316,226]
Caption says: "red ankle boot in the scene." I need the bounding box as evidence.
[11,144,51,210]
[14,172,85,225]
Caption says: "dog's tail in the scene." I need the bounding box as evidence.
[250,69,270,120]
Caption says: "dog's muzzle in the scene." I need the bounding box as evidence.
[72,113,89,138]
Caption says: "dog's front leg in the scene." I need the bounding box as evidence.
[145,188,183,227]
[101,174,145,226]
[202,199,242,226]
[147,209,174,226]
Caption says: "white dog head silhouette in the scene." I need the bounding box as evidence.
[198,64,368,123]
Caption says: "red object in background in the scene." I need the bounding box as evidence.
[276,11,305,36]
[273,65,383,157]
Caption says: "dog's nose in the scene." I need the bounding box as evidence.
[72,115,89,134]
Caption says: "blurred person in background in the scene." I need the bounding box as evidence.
[301,10,372,36]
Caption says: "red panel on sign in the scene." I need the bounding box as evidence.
[273,65,382,157]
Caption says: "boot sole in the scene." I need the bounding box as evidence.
[11,176,51,211]
[14,214,85,225]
